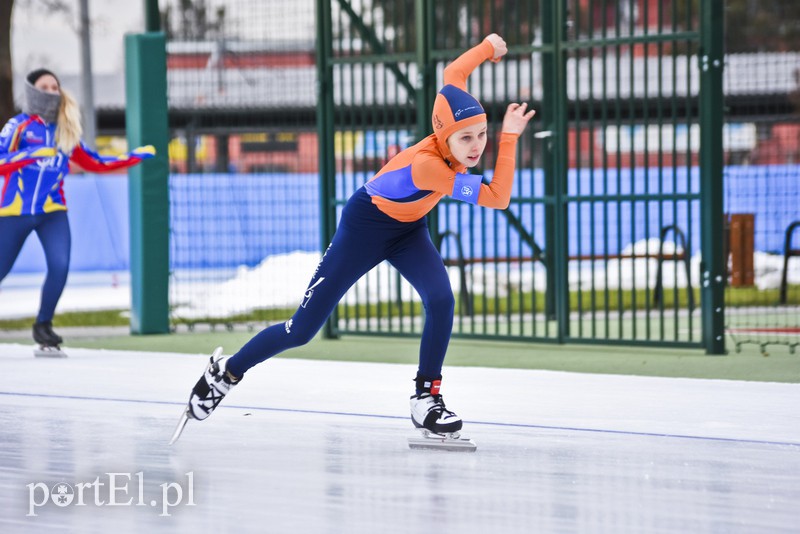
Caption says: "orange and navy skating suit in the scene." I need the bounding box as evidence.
[227,38,522,384]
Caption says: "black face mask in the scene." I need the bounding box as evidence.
[23,81,61,124]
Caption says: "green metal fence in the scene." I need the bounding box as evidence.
[721,2,800,354]
[159,0,321,329]
[155,0,797,355]
[317,0,726,352]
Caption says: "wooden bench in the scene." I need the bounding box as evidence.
[780,221,800,304]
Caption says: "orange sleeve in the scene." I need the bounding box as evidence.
[443,39,495,90]
[410,133,520,209]
[477,132,519,209]
[410,149,458,194]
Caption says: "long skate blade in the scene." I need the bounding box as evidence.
[408,435,477,452]
[34,346,67,358]
[169,410,191,445]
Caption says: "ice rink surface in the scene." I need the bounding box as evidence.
[1,343,798,534]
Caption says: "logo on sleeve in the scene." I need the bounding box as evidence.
[25,131,44,144]
[460,185,474,197]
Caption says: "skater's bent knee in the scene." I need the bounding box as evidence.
[46,259,70,274]
[427,290,455,312]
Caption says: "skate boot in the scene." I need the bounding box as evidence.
[187,347,240,420]
[408,375,476,452]
[169,347,241,445]
[410,376,463,434]
[32,321,66,358]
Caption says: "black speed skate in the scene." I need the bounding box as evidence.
[408,375,476,452]
[32,321,66,358]
[169,347,240,445]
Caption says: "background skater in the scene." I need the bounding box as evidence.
[0,68,154,356]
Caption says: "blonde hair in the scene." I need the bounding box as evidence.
[55,88,82,154]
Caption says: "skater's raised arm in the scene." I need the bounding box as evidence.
[69,142,155,173]
[476,103,537,209]
[363,34,532,221]
[443,33,507,90]
[410,102,535,210]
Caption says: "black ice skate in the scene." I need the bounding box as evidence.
[32,321,67,358]
[408,376,476,452]
[169,347,240,445]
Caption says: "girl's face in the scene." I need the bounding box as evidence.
[34,74,60,95]
[446,121,488,168]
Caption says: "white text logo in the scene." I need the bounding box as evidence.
[454,105,480,118]
[27,472,195,517]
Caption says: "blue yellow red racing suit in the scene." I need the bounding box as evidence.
[0,113,154,216]
[0,112,154,324]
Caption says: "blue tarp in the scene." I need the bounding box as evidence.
[4,165,798,274]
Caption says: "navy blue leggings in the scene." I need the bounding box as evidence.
[0,211,71,323]
[227,188,455,381]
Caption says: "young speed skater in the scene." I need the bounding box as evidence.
[0,69,154,357]
[172,33,536,447]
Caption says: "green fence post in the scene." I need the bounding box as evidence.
[144,0,160,32]
[540,0,558,324]
[541,0,569,337]
[699,0,726,354]
[316,0,339,339]
[416,0,437,238]
[414,0,434,140]
[125,33,170,335]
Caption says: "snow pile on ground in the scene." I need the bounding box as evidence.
[1,239,798,320]
[169,238,800,319]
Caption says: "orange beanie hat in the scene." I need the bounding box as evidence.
[431,84,486,160]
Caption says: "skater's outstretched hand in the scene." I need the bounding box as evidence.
[485,33,507,63]
[501,102,536,135]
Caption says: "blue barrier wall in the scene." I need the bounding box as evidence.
[4,165,798,274]
[169,173,320,269]
[440,166,702,260]
[5,175,130,274]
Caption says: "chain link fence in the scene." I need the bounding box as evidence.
[161,0,320,328]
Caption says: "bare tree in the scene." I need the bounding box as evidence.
[160,0,226,41]
[725,0,800,52]
[0,0,15,122]
[0,0,73,122]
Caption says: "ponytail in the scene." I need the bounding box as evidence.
[55,88,82,154]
